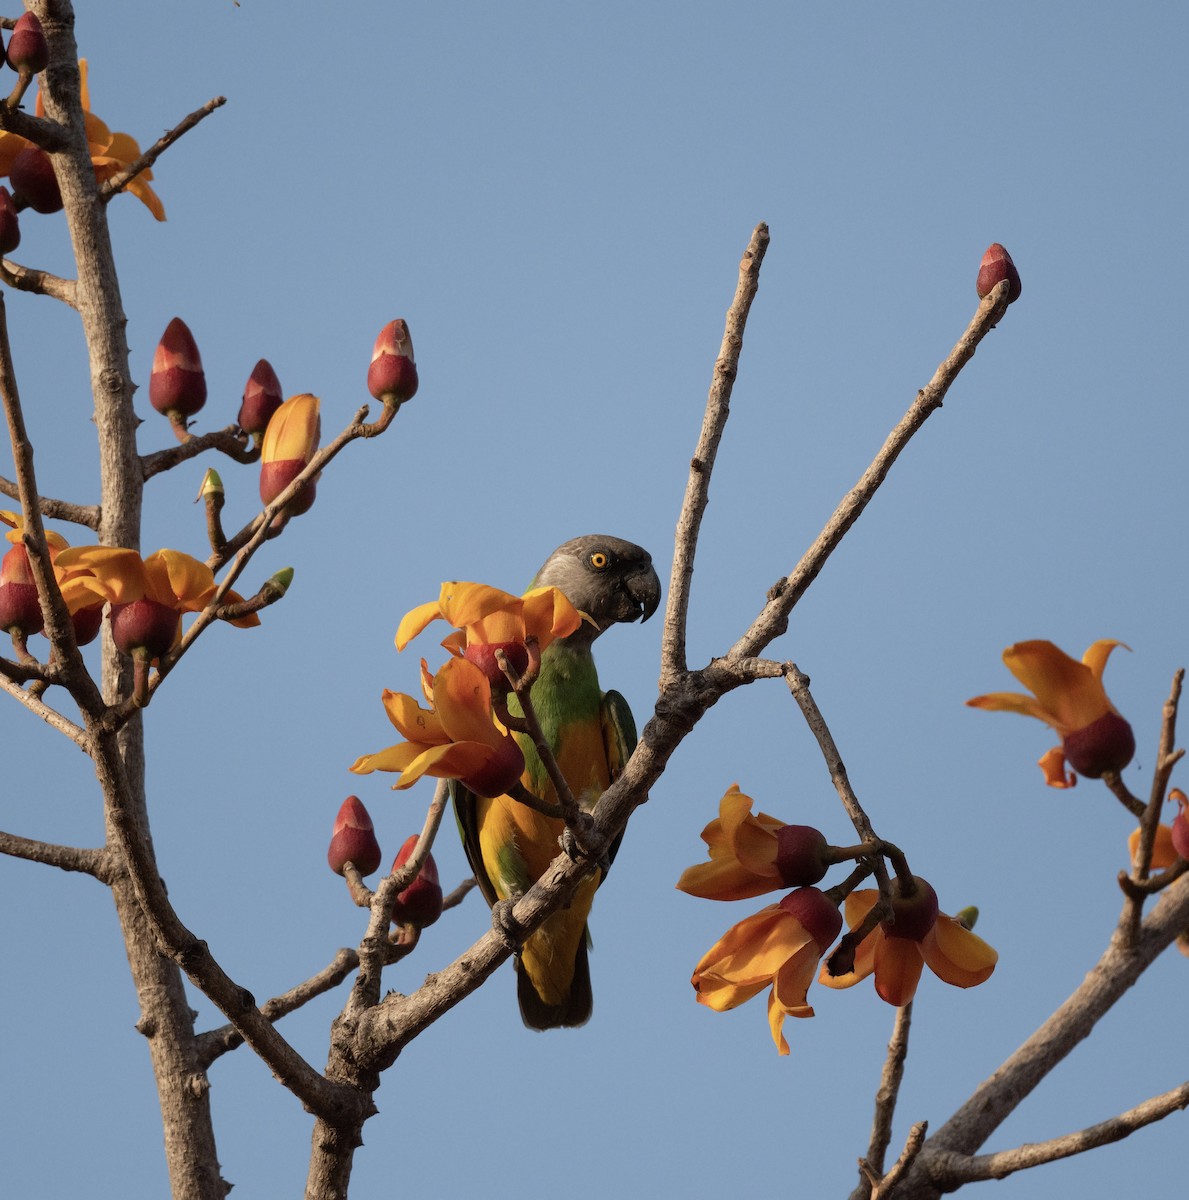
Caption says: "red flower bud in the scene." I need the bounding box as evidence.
[1171,791,1189,861]
[459,735,525,799]
[463,640,530,692]
[70,601,104,647]
[237,359,284,437]
[774,823,830,887]
[367,319,419,406]
[1062,711,1135,778]
[0,187,21,255]
[6,13,49,75]
[149,318,207,420]
[327,796,382,877]
[0,544,42,636]
[778,886,843,952]
[883,876,939,942]
[976,243,1022,304]
[9,146,62,214]
[110,598,180,659]
[389,835,444,928]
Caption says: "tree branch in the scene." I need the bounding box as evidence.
[0,828,110,878]
[0,258,79,306]
[662,222,769,689]
[922,1082,1189,1187]
[99,96,227,206]
[729,281,1014,662]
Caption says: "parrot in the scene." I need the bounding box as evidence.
[453,534,661,1029]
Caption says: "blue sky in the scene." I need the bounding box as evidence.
[3,2,1187,1196]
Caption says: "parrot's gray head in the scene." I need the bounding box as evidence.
[532,535,661,643]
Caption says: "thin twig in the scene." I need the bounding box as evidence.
[141,424,258,480]
[662,223,769,689]
[99,96,227,205]
[193,948,358,1070]
[0,829,109,877]
[730,280,1013,661]
[348,779,450,1016]
[851,1003,914,1200]
[0,259,79,306]
[1120,670,1184,943]
[868,1121,928,1199]
[922,1083,1189,1187]
[0,476,99,527]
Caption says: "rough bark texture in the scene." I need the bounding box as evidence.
[33,4,227,1195]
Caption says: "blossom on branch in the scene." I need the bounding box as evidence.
[350,656,525,798]
[691,887,842,1056]
[260,393,320,515]
[52,546,259,658]
[676,784,831,900]
[395,580,581,691]
[0,60,165,220]
[966,639,1135,788]
[819,880,997,1007]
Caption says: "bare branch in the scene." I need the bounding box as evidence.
[0,828,110,878]
[866,1121,927,1200]
[850,1002,915,1200]
[141,424,259,480]
[662,223,770,689]
[730,281,1014,662]
[193,948,358,1070]
[0,477,100,528]
[897,871,1189,1199]
[0,258,79,306]
[922,1082,1189,1187]
[99,96,227,207]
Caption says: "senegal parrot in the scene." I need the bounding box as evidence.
[453,534,661,1029]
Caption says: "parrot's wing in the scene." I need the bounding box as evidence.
[450,779,501,909]
[599,688,638,873]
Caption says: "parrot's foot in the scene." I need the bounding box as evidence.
[491,897,525,951]
[559,813,603,868]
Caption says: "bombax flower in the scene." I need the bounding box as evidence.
[1130,789,1189,868]
[367,319,418,406]
[395,580,582,690]
[967,640,1135,788]
[819,879,997,1007]
[52,546,259,658]
[691,887,842,1056]
[677,784,831,901]
[260,393,320,515]
[350,656,525,798]
[0,512,105,643]
[0,60,165,219]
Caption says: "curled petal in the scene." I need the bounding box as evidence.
[395,599,445,650]
[1082,639,1128,681]
[966,690,1055,723]
[520,585,582,644]
[1039,745,1076,788]
[52,546,145,603]
[381,688,448,744]
[1128,824,1178,871]
[719,786,781,878]
[921,915,998,988]
[438,581,522,630]
[143,549,216,611]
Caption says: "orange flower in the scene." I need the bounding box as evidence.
[1129,789,1189,868]
[260,394,321,514]
[395,580,582,690]
[819,882,997,1007]
[350,656,525,798]
[676,784,830,900]
[691,887,842,1056]
[52,545,258,657]
[0,60,165,219]
[967,640,1135,788]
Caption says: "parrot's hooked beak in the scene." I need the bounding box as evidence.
[626,562,661,625]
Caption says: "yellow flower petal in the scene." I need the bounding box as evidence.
[381,688,448,745]
[1002,640,1111,733]
[432,657,503,750]
[1039,745,1075,788]
[872,934,925,1006]
[395,599,445,650]
[143,549,216,611]
[922,914,998,987]
[52,546,146,604]
[521,585,582,644]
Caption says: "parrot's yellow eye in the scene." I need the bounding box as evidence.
[589,551,609,570]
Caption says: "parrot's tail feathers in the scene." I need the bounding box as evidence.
[516,942,592,1030]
